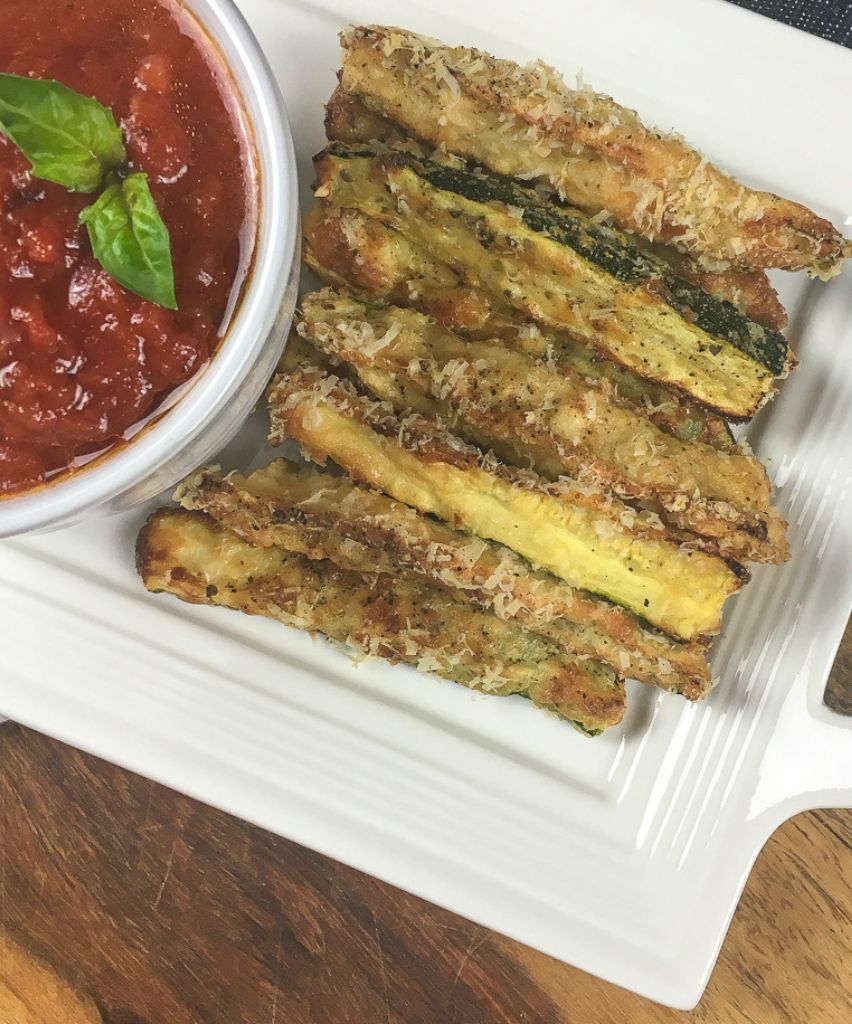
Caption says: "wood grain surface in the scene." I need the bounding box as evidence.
[1,622,850,1024]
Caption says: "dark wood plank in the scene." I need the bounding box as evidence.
[825,617,852,715]
[0,617,850,1024]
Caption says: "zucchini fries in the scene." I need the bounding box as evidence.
[338,25,849,276]
[176,461,713,699]
[298,288,789,564]
[314,146,792,419]
[137,23,822,736]
[138,508,625,734]
[268,366,746,641]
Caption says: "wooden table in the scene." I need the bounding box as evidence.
[1,626,851,1024]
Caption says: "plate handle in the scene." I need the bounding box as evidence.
[757,654,852,812]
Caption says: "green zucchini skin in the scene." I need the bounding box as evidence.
[315,145,792,416]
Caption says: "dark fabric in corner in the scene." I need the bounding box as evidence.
[726,0,852,47]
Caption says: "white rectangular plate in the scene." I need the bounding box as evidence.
[2,0,852,1009]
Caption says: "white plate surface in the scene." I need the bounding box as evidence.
[3,0,852,1009]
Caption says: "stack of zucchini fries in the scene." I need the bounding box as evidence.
[138,26,849,736]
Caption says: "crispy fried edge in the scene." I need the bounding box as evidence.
[325,83,405,146]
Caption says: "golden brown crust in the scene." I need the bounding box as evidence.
[176,460,713,699]
[138,507,625,732]
[325,84,405,146]
[339,25,847,276]
[303,201,496,334]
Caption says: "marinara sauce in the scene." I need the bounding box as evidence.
[0,0,254,494]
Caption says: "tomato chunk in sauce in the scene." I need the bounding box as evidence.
[0,0,254,494]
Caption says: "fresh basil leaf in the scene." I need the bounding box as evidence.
[0,73,125,193]
[79,173,177,309]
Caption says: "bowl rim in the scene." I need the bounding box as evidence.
[0,0,299,536]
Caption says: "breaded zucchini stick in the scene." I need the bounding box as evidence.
[138,508,625,734]
[267,366,747,640]
[298,289,788,564]
[176,461,713,699]
[303,200,733,450]
[339,26,849,277]
[314,146,793,419]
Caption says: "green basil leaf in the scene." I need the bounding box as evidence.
[79,173,177,309]
[0,73,125,193]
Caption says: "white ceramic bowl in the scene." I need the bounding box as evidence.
[0,0,299,538]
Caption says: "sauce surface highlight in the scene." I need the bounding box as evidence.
[0,0,254,494]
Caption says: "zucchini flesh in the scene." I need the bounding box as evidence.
[138,508,624,734]
[314,147,792,419]
[267,366,746,640]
